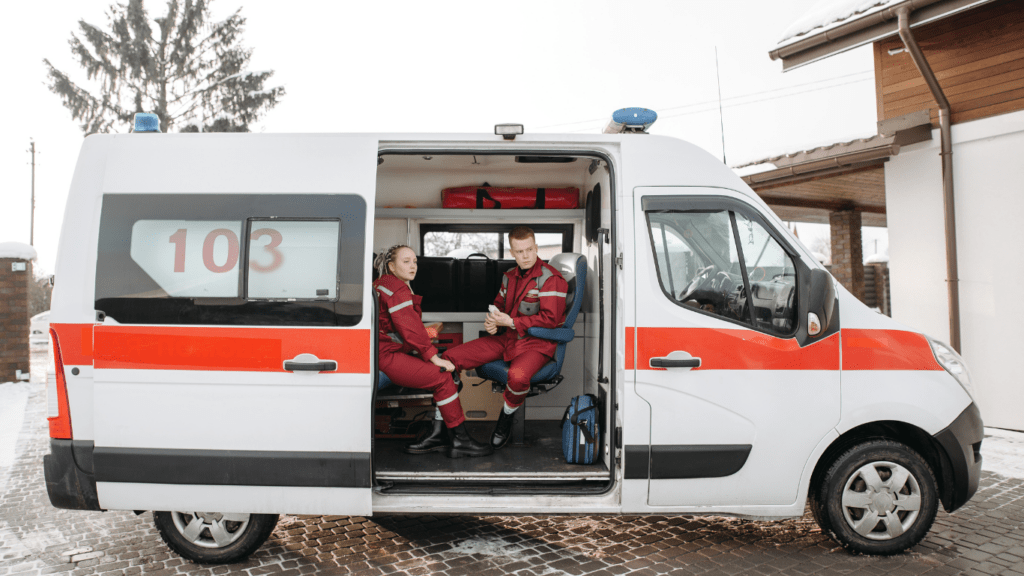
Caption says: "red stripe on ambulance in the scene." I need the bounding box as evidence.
[50,323,95,365]
[841,329,942,371]
[635,327,840,371]
[93,326,371,373]
[625,326,635,371]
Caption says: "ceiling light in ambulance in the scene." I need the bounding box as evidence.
[604,108,658,134]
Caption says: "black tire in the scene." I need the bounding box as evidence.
[817,440,938,555]
[153,511,278,564]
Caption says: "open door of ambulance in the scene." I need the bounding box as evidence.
[89,135,378,515]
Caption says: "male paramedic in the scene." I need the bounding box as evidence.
[443,226,568,450]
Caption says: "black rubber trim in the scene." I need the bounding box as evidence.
[93,448,372,488]
[624,444,752,479]
[624,445,650,479]
[933,402,983,512]
[44,440,102,511]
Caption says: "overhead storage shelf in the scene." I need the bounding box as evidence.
[374,208,584,221]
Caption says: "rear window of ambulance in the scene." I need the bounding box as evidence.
[95,194,366,326]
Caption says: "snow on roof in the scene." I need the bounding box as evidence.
[731,131,881,170]
[0,242,37,261]
[778,0,903,46]
[865,253,890,263]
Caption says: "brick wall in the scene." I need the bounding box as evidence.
[829,210,865,301]
[1,257,31,382]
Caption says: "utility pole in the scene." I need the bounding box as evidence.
[28,140,36,246]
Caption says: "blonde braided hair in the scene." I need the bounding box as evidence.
[374,244,411,278]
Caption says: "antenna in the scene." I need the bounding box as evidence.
[28,139,36,246]
[715,47,727,165]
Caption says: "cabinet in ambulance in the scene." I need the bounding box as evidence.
[42,116,982,564]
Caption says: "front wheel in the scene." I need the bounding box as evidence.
[154,511,279,564]
[817,440,938,555]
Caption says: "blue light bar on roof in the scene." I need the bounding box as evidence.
[133,113,161,133]
[604,108,657,134]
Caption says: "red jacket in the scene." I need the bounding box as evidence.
[493,260,568,361]
[374,274,437,360]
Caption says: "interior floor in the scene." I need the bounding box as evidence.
[374,421,608,482]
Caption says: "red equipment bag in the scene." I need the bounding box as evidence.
[442,186,580,209]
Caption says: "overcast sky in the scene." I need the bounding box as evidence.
[0,0,887,274]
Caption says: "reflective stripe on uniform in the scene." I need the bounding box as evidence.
[376,285,394,296]
[388,300,413,313]
[507,386,530,396]
[436,392,459,407]
[538,291,567,298]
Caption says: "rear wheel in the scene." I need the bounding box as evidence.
[154,511,278,564]
[817,440,938,555]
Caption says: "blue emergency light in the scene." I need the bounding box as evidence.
[604,108,658,134]
[133,113,161,133]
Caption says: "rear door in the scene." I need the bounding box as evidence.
[90,136,377,515]
[631,189,840,508]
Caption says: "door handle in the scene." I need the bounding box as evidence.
[650,357,701,369]
[283,353,336,372]
[284,360,337,371]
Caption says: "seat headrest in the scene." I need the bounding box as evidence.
[548,252,584,284]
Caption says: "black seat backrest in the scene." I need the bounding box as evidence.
[410,257,460,312]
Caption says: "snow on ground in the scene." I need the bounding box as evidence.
[0,241,37,260]
[779,0,902,45]
[983,427,1024,480]
[0,382,30,468]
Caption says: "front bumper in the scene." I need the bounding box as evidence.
[933,402,983,512]
[43,439,102,511]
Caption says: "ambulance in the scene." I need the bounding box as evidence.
[43,110,982,563]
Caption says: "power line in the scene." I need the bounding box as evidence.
[562,76,872,132]
[538,70,872,130]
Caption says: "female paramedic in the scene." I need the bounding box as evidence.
[373,245,493,459]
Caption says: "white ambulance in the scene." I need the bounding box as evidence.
[44,110,981,563]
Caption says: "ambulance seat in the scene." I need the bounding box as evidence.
[477,252,586,397]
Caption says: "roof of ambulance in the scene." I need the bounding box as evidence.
[80,131,756,199]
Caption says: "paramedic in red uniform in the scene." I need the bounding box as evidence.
[374,245,492,458]
[443,227,568,450]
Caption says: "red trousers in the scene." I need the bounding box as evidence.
[379,350,465,428]
[443,335,552,408]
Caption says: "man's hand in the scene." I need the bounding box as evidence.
[486,310,514,332]
[431,355,456,373]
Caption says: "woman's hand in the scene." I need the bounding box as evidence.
[431,355,456,373]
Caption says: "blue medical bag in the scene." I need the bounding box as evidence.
[561,394,600,464]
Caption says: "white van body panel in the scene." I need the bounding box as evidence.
[97,483,370,516]
[92,367,371,452]
[630,186,841,510]
[58,133,379,515]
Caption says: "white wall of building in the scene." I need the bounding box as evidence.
[886,109,1024,431]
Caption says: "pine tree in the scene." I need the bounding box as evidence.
[44,0,284,134]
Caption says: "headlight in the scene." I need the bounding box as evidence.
[928,337,975,402]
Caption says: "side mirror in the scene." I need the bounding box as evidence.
[806,268,836,337]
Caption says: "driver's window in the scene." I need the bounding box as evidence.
[647,211,748,325]
[735,213,798,335]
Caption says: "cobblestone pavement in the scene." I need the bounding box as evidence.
[3,345,1024,576]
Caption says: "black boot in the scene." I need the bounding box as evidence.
[490,409,516,450]
[405,419,451,454]
[448,423,493,458]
